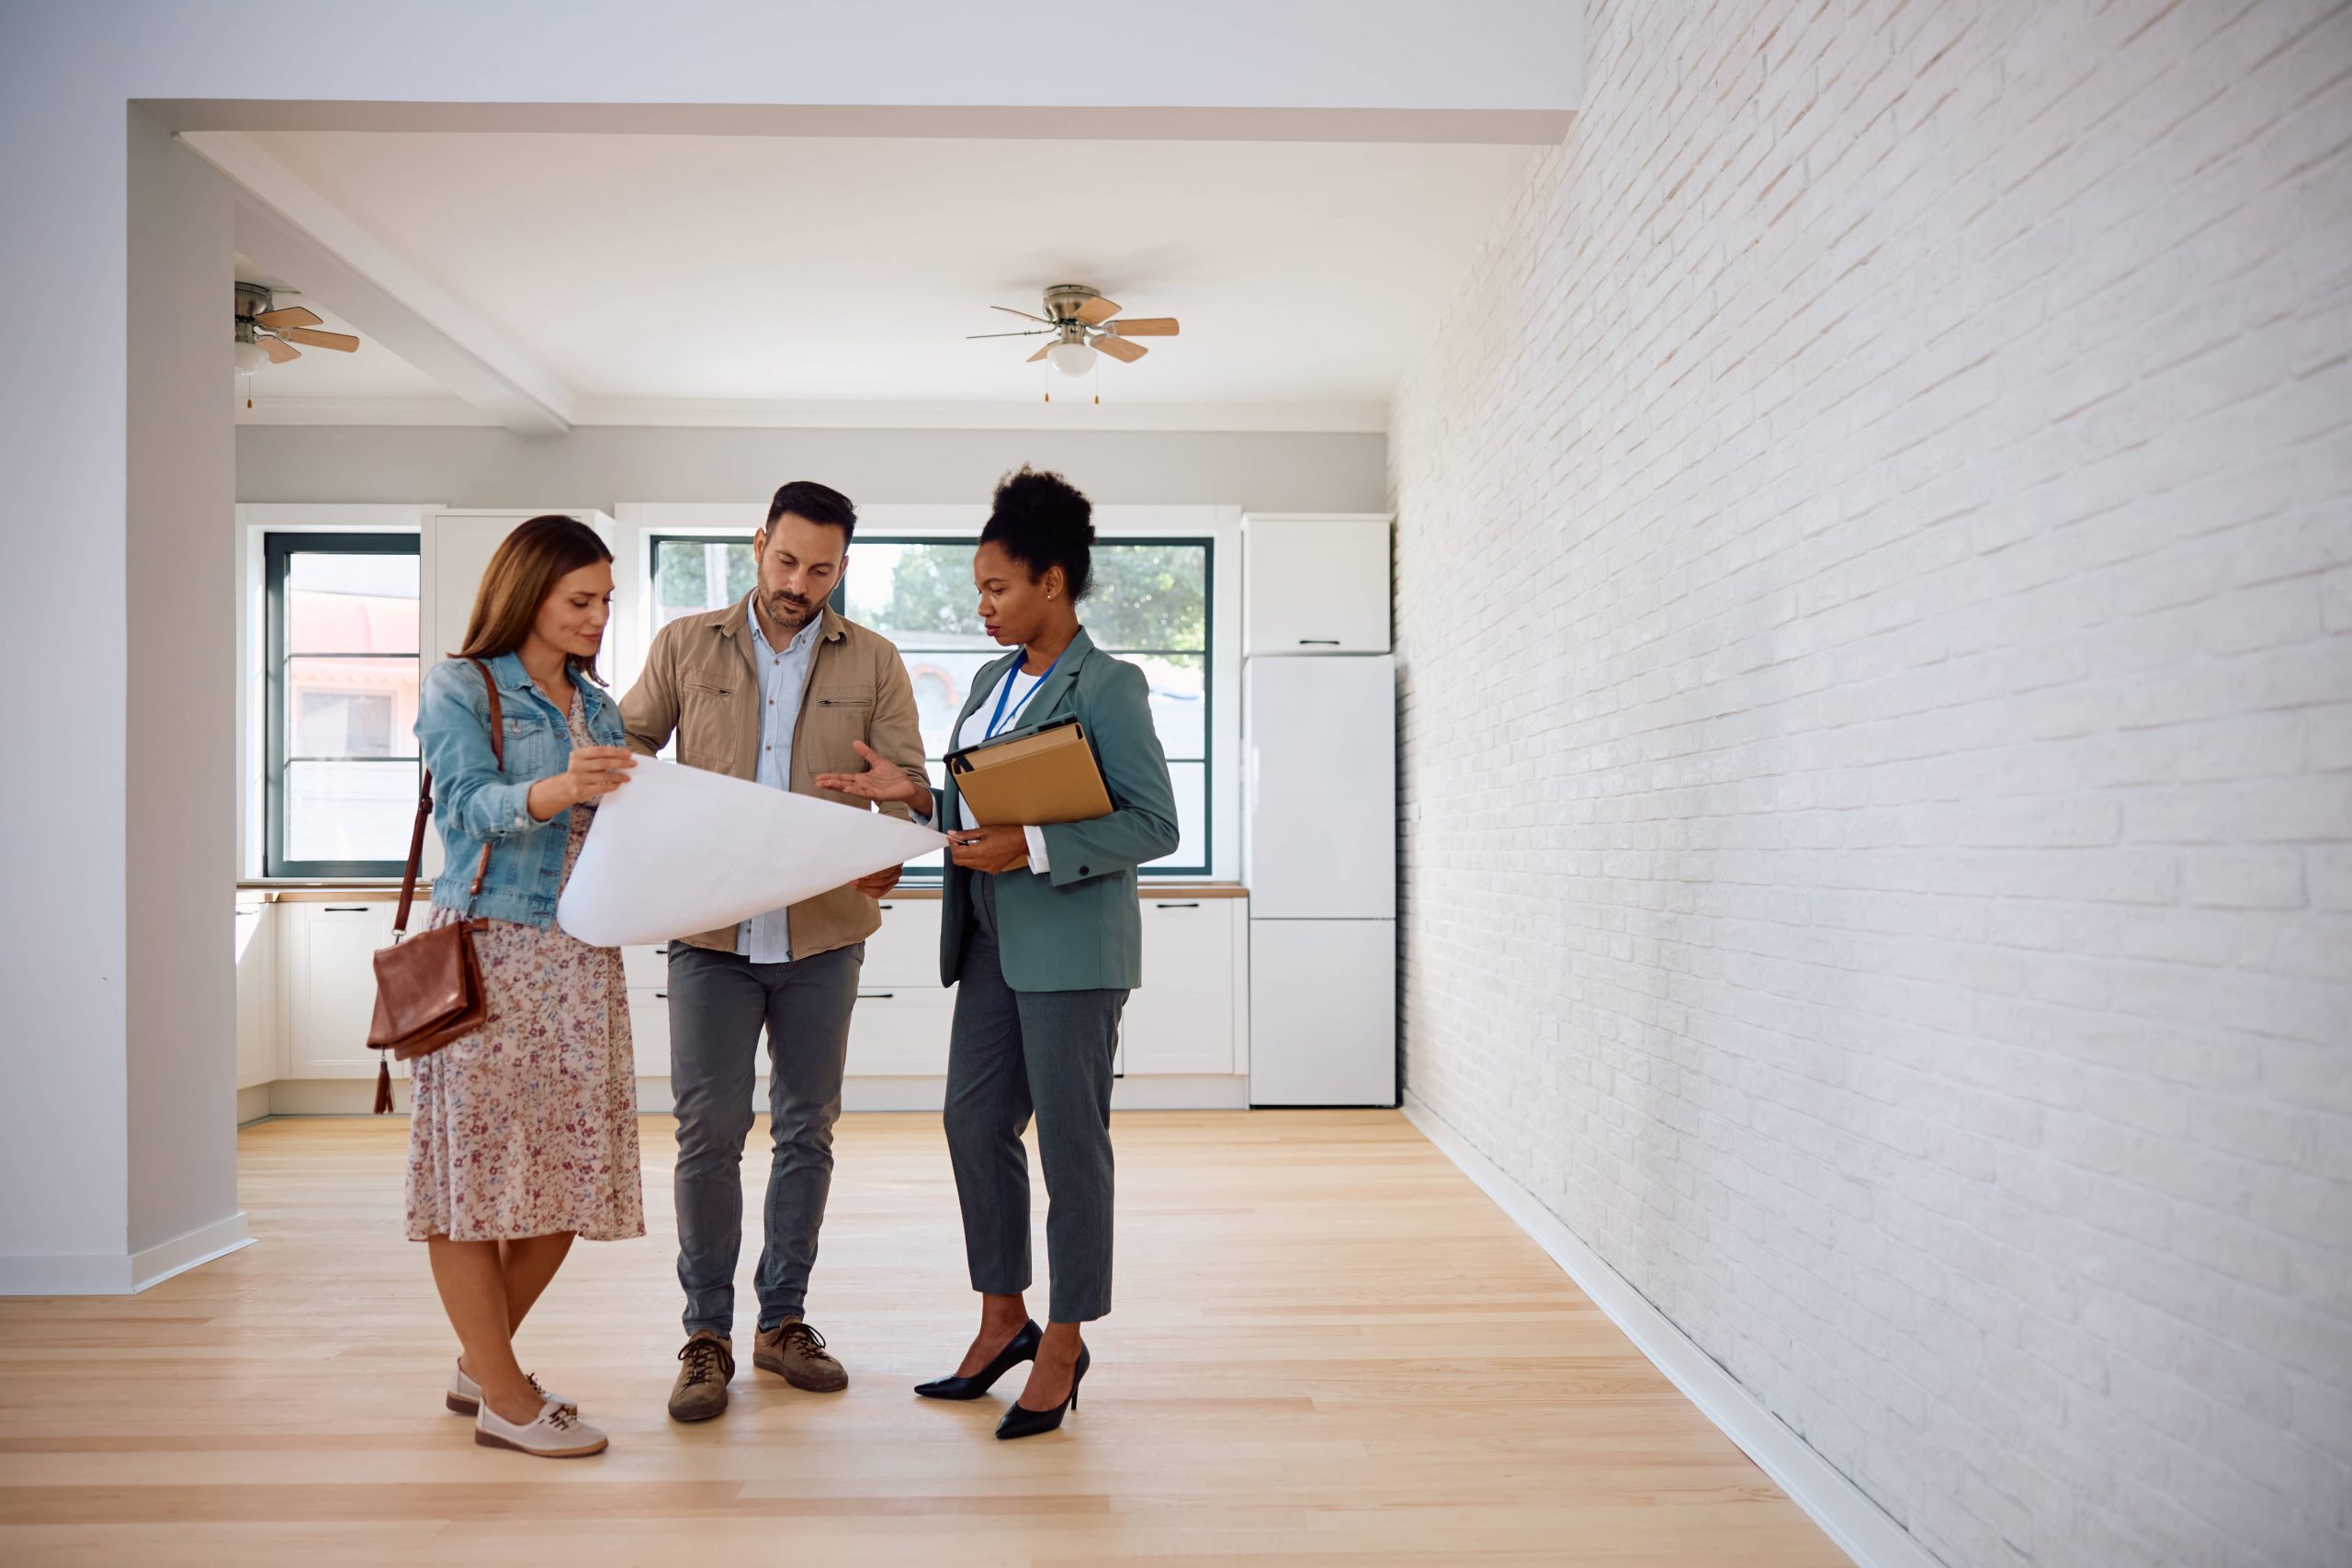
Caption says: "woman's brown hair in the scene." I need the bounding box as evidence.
[455,514,615,676]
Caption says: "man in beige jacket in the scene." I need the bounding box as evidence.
[620,479,934,1423]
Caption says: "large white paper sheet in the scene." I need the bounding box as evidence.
[557,758,946,947]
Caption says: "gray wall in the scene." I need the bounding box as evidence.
[237,424,1388,513]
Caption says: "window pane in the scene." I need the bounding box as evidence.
[1165,761,1207,872]
[285,551,417,654]
[284,760,420,863]
[902,648,1022,758]
[287,656,417,758]
[1085,545,1208,651]
[843,542,980,645]
[653,538,755,627]
[1126,652,1206,761]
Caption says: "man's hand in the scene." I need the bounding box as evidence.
[850,865,903,899]
[814,740,933,818]
[948,823,1031,875]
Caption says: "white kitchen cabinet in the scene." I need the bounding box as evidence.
[621,942,673,987]
[627,987,672,1079]
[285,899,400,1079]
[233,897,277,1089]
[1242,514,1392,656]
[844,987,957,1077]
[1123,897,1240,1075]
[861,898,942,987]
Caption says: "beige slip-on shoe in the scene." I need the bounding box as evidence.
[447,1360,573,1416]
[474,1398,608,1458]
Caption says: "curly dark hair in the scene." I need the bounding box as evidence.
[980,466,1094,602]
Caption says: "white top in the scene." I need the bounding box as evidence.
[933,660,1055,873]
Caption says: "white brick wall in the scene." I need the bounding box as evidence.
[1388,4,2352,1565]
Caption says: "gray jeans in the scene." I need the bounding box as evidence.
[944,873,1127,1323]
[667,940,863,1337]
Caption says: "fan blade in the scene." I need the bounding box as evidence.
[1028,344,1051,363]
[1075,295,1123,326]
[284,326,359,353]
[991,305,1054,324]
[967,329,1055,339]
[260,337,302,364]
[1107,316,1179,337]
[255,306,322,330]
[1093,333,1147,363]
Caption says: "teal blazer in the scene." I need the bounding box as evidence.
[938,628,1182,992]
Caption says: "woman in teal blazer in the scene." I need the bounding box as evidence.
[818,468,1178,1438]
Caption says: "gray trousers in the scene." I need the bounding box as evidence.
[667,940,862,1337]
[944,873,1127,1324]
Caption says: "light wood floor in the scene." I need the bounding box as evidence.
[0,1112,1847,1566]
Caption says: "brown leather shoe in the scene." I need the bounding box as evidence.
[753,1318,847,1392]
[667,1331,735,1422]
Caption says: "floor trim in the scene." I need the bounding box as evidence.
[1402,1094,1937,1568]
[0,1212,252,1297]
[130,1213,254,1292]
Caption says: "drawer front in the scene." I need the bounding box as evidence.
[845,987,956,1077]
[626,986,672,1078]
[622,942,673,987]
[862,899,943,987]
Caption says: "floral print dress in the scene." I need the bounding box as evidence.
[404,694,645,1243]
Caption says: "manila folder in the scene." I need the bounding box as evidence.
[949,716,1114,827]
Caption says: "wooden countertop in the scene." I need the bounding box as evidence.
[241,881,1249,903]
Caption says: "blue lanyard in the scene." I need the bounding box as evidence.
[985,645,1065,741]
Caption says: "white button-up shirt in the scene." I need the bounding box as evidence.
[736,599,825,964]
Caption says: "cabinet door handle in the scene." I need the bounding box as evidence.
[1296,638,1341,646]
[1154,901,1202,909]
[877,903,895,910]
[653,943,669,954]
[858,991,896,999]
[652,990,668,999]
[322,906,371,913]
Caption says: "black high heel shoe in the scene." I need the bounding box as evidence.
[995,1343,1089,1440]
[914,1318,1042,1401]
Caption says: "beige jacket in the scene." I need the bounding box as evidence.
[618,598,929,958]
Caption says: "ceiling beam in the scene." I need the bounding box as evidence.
[181,130,572,437]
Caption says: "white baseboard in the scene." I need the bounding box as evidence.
[236,1084,273,1125]
[1402,1094,1937,1568]
[0,1211,252,1297]
[131,1213,253,1292]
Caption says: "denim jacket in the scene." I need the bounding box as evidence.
[413,651,628,930]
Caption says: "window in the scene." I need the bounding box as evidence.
[647,533,1214,876]
[264,533,421,877]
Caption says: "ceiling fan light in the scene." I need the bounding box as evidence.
[233,339,271,375]
[1047,340,1097,378]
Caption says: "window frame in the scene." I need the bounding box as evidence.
[262,530,423,879]
[643,530,1216,879]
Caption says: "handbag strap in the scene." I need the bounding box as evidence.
[392,658,505,937]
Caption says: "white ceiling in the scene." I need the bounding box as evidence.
[232,132,1536,427]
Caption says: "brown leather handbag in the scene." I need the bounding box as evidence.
[366,658,502,1112]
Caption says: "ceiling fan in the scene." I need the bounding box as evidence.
[969,284,1179,391]
[234,281,360,373]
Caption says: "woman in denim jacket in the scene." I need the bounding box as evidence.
[407,514,643,1459]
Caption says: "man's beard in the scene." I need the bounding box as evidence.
[765,590,818,630]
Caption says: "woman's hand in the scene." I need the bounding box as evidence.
[526,745,636,820]
[814,740,933,817]
[948,823,1031,874]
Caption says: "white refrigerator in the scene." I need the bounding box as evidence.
[1243,655,1396,1106]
